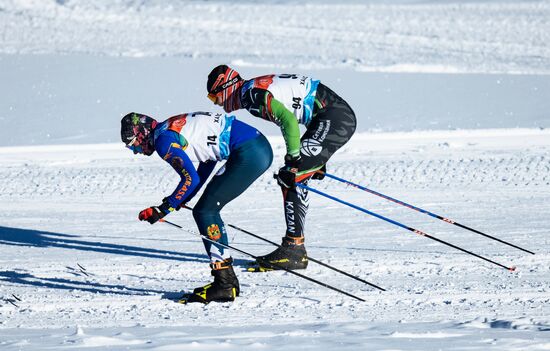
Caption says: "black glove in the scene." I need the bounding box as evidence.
[162,197,185,211]
[138,206,165,224]
[311,164,326,180]
[276,154,301,189]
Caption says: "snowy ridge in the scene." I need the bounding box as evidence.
[0,128,549,349]
[0,129,548,199]
[1,0,549,74]
[3,53,549,148]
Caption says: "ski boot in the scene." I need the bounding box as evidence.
[179,258,240,304]
[248,236,308,272]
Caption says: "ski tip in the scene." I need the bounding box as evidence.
[175,293,209,305]
[246,265,273,273]
[175,295,198,305]
[509,266,517,272]
[172,292,192,304]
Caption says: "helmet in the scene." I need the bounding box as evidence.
[120,112,157,156]
[206,65,243,105]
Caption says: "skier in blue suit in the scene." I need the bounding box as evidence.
[120,111,273,303]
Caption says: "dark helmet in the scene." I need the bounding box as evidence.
[120,112,157,156]
[206,65,243,103]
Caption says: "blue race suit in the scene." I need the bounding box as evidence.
[154,117,273,263]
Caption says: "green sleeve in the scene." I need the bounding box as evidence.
[270,97,301,157]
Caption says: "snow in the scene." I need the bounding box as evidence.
[1,0,550,350]
[1,0,549,74]
[1,129,549,350]
[2,54,549,147]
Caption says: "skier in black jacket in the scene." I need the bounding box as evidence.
[206,65,357,271]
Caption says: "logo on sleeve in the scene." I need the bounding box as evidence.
[167,115,187,133]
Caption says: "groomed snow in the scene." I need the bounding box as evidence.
[1,129,549,350]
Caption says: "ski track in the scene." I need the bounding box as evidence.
[0,130,548,198]
[0,0,549,74]
[0,129,549,350]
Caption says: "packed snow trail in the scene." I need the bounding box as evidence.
[0,129,549,350]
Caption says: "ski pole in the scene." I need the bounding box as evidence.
[323,172,534,255]
[297,183,516,272]
[228,222,385,291]
[159,218,368,301]
[181,205,385,291]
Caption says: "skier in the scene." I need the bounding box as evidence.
[120,111,273,303]
[206,65,357,271]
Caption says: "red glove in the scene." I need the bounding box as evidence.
[138,206,165,224]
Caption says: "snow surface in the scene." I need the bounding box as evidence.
[1,0,549,74]
[2,54,550,147]
[1,129,549,350]
[1,0,550,350]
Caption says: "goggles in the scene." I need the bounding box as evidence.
[207,92,219,103]
[126,136,143,154]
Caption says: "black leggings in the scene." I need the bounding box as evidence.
[283,83,357,238]
[299,83,357,172]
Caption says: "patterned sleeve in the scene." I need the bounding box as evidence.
[156,133,201,211]
[241,87,301,157]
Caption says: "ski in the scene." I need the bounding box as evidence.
[160,219,370,302]
[246,264,273,273]
[183,205,385,291]
[176,293,195,304]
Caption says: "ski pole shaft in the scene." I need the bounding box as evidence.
[324,172,534,255]
[159,219,367,301]
[298,183,516,272]
[227,222,385,291]
[182,205,384,291]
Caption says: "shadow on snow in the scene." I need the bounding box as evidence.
[0,270,166,296]
[0,226,253,296]
[0,225,209,263]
